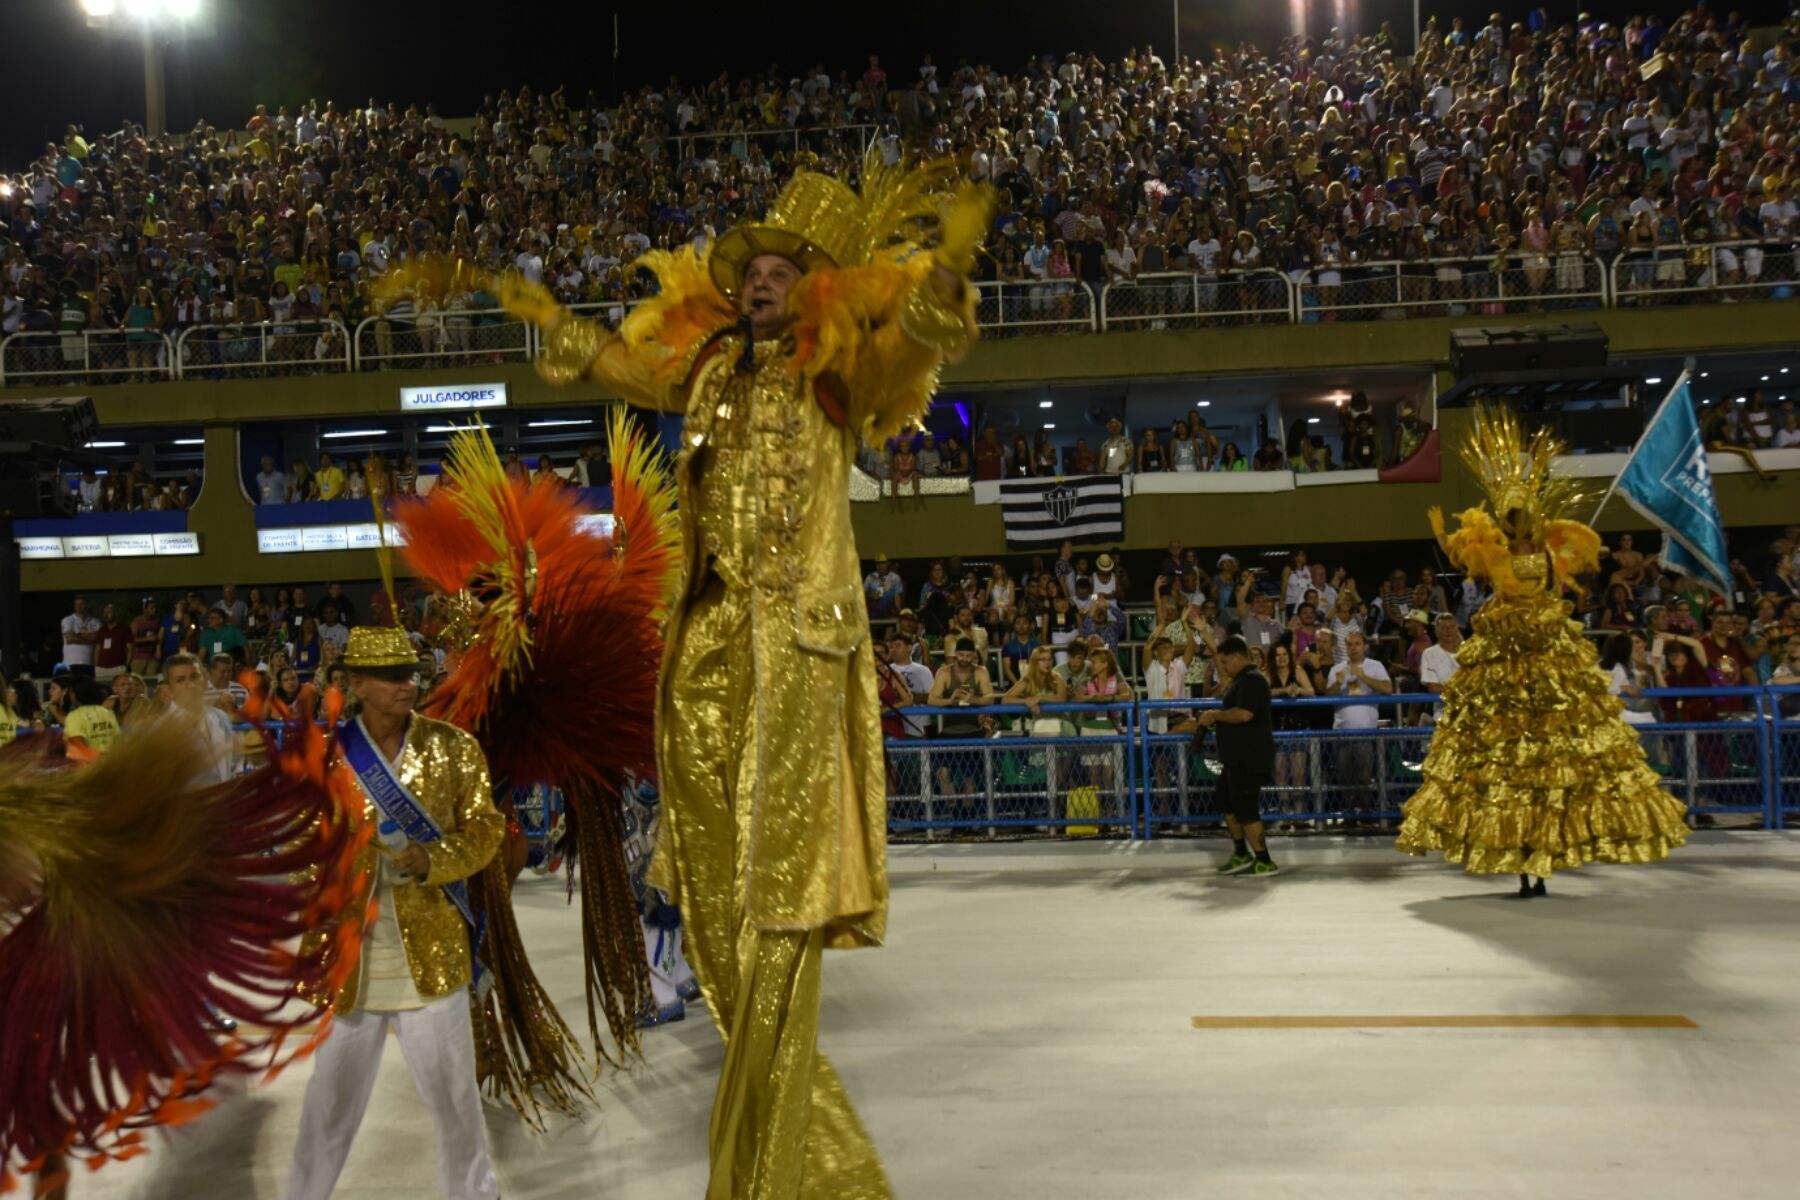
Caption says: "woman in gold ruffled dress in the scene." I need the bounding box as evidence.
[1395,407,1689,895]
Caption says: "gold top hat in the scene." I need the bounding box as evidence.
[707,150,973,302]
[344,625,416,670]
[708,171,863,301]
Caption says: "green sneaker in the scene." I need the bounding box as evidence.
[1248,859,1281,877]
[1217,852,1255,875]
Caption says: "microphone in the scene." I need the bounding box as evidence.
[735,314,756,373]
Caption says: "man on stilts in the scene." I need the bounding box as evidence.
[498,150,990,1198]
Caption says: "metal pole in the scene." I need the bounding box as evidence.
[142,26,167,139]
[1172,0,1180,65]
[1413,0,1421,55]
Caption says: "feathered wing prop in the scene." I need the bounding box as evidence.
[396,408,677,1116]
[0,701,368,1195]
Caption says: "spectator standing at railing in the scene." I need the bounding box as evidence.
[255,456,288,505]
[59,596,100,677]
[1326,631,1392,788]
[1136,427,1165,473]
[972,427,1005,481]
[1143,638,1188,733]
[92,604,131,684]
[1700,608,1760,709]
[313,452,346,501]
[128,599,162,678]
[1004,646,1070,735]
[1098,419,1132,474]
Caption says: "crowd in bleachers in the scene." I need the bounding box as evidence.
[864,525,1800,734]
[3,5,1797,378]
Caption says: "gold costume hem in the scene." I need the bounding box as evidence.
[1395,584,1690,878]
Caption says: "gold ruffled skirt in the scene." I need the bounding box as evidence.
[1395,587,1689,876]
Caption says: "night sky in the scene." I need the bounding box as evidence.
[1,0,1789,170]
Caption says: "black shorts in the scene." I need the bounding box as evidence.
[1218,762,1269,824]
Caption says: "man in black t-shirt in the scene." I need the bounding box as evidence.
[1180,636,1279,876]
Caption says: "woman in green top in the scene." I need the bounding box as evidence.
[1216,441,1249,470]
[123,284,160,373]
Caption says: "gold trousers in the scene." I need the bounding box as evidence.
[663,581,892,1200]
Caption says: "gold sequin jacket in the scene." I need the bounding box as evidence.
[308,714,505,1013]
[574,264,974,948]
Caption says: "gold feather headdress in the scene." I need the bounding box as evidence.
[1461,403,1596,543]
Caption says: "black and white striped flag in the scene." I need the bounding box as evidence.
[998,474,1124,548]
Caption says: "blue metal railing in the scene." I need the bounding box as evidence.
[887,685,1800,837]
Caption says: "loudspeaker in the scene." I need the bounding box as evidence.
[0,396,99,450]
[1451,324,1609,376]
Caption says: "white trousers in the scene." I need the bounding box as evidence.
[643,915,696,1008]
[282,987,499,1200]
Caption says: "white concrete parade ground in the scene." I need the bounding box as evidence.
[75,833,1800,1199]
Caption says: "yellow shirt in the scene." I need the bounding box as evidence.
[315,465,347,500]
[63,705,122,756]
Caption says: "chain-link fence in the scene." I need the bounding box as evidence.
[1611,239,1800,308]
[972,279,1098,337]
[1767,686,1798,826]
[885,703,1135,839]
[175,319,351,380]
[881,691,1794,840]
[0,329,176,386]
[1101,270,1294,330]
[1296,253,1608,323]
[354,308,532,370]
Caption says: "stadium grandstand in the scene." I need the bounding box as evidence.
[1,2,1797,810]
[6,3,1800,1198]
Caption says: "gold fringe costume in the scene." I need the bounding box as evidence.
[1394,407,1689,876]
[487,151,990,1199]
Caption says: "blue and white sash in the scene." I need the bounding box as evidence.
[338,717,489,998]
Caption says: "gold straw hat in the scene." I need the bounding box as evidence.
[343,625,416,670]
[708,170,863,301]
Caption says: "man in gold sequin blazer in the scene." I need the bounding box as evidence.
[283,626,505,1200]
[510,154,988,1200]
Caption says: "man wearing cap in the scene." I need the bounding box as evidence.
[1179,636,1279,876]
[504,154,989,1195]
[863,553,904,618]
[282,626,504,1200]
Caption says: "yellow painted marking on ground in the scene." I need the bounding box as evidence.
[1191,1014,1699,1030]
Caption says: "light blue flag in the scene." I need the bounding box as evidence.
[1610,377,1732,597]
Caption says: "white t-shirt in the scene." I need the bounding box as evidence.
[1284,569,1311,610]
[1327,657,1391,728]
[192,704,239,784]
[1144,657,1188,732]
[61,613,100,666]
[891,661,935,736]
[1419,643,1459,689]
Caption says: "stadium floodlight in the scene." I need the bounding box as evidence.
[78,0,203,138]
[115,0,202,16]
[1038,400,1053,408]
[1644,376,1663,385]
